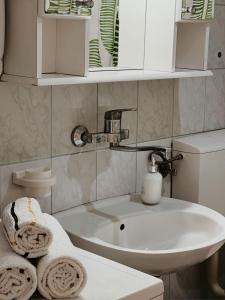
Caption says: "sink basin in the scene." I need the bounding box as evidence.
[55,195,225,275]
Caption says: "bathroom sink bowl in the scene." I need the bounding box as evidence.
[55,195,225,275]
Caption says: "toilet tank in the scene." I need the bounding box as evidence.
[172,129,225,216]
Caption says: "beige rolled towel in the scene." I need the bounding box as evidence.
[0,222,37,300]
[2,197,53,258]
[37,214,87,299]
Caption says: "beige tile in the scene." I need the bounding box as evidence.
[215,1,225,5]
[0,159,52,214]
[205,69,225,131]
[161,274,170,300]
[136,139,172,197]
[169,265,205,300]
[208,5,225,69]
[0,83,51,164]
[97,148,136,200]
[173,78,205,136]
[98,82,138,147]
[52,84,98,156]
[52,151,97,213]
[138,80,174,143]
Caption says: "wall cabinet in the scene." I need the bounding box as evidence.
[2,0,214,85]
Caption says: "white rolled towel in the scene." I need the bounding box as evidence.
[37,214,87,299]
[2,197,53,258]
[0,221,37,300]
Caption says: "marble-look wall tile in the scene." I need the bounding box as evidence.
[161,274,170,300]
[98,82,138,147]
[136,139,172,197]
[138,80,174,143]
[52,84,98,156]
[205,69,225,131]
[52,151,97,213]
[0,83,51,164]
[97,148,136,200]
[169,265,206,300]
[208,5,225,69]
[0,159,52,214]
[173,78,206,136]
[215,1,225,5]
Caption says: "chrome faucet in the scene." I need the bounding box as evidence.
[71,108,133,147]
[71,108,169,154]
[71,108,183,177]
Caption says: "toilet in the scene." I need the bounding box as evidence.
[172,129,225,297]
[172,129,225,216]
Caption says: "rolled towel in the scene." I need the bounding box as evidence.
[0,221,37,300]
[2,197,53,258]
[37,214,87,299]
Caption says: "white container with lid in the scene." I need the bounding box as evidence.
[141,157,162,205]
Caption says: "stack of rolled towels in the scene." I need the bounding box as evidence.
[0,197,87,300]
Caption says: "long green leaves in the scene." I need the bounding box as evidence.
[206,0,214,19]
[89,0,119,68]
[191,0,214,20]
[113,10,119,67]
[100,0,117,57]
[89,39,103,67]
[46,0,92,15]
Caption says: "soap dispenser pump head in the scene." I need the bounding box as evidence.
[149,156,158,173]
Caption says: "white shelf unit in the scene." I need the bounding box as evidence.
[2,69,213,86]
[4,0,89,79]
[2,0,214,86]
[144,0,214,72]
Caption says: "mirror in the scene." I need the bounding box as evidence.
[89,0,147,71]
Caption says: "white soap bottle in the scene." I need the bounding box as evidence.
[141,156,162,205]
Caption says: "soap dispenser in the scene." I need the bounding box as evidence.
[141,156,162,205]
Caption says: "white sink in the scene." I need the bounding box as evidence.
[55,195,225,275]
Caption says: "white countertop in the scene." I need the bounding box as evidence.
[33,247,163,300]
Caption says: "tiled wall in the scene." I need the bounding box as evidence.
[0,2,225,298]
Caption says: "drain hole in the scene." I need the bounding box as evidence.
[120,224,125,231]
[218,51,222,58]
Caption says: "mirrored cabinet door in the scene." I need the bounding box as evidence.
[88,0,146,71]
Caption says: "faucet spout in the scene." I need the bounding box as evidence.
[109,145,169,153]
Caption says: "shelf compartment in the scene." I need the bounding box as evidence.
[42,18,89,76]
[4,0,89,79]
[38,0,91,20]
[144,0,213,72]
[176,0,215,22]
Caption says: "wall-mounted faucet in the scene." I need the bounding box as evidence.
[71,108,169,154]
[71,108,133,147]
[71,108,183,177]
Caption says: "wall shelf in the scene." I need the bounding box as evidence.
[1,69,213,86]
[40,14,91,20]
